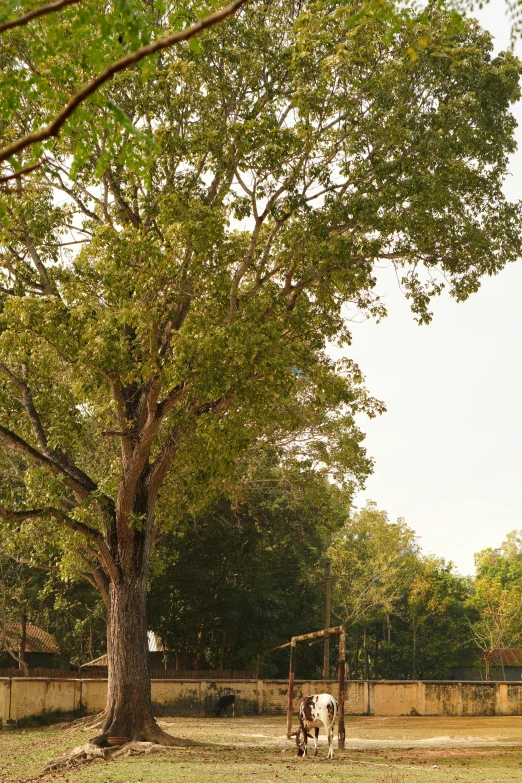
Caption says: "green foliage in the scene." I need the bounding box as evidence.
[0,0,519,531]
[468,534,522,675]
[0,556,106,667]
[327,504,476,680]
[378,556,476,679]
[148,470,350,677]
[328,502,419,626]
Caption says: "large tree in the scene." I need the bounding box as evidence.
[0,0,521,742]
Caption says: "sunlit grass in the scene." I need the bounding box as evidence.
[2,715,522,782]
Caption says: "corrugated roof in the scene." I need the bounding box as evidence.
[80,632,164,668]
[3,623,58,654]
[81,653,108,668]
[489,648,522,666]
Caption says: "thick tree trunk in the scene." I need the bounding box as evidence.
[102,575,156,739]
[100,567,192,745]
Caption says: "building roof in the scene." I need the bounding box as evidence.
[489,648,522,666]
[80,631,164,668]
[80,653,108,668]
[3,623,58,654]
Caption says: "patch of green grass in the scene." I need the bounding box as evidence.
[2,716,522,783]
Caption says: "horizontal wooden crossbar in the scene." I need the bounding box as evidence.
[291,625,344,644]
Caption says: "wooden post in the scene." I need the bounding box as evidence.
[323,561,331,680]
[284,626,345,741]
[286,639,296,739]
[338,627,345,750]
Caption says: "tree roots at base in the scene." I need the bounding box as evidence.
[45,719,202,769]
[45,740,163,770]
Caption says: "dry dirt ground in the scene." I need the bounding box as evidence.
[2,715,522,783]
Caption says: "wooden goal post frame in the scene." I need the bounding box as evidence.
[285,625,346,750]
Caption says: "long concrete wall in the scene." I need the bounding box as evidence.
[2,678,522,722]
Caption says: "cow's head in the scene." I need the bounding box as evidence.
[291,726,313,757]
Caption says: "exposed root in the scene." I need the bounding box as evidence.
[82,712,105,730]
[44,740,163,770]
[142,725,203,747]
[44,741,108,770]
[112,741,164,759]
[45,722,202,769]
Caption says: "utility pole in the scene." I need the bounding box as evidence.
[323,560,331,679]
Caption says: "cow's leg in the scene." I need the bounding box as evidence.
[232,702,235,718]
[314,728,319,756]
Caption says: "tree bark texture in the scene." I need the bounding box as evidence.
[103,575,156,740]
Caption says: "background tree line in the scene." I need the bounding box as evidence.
[4,480,522,681]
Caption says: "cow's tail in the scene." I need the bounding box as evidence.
[331,698,338,730]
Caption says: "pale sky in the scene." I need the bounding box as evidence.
[342,1,522,576]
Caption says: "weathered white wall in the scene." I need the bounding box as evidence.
[2,678,521,722]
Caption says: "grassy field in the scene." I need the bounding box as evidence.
[2,715,522,783]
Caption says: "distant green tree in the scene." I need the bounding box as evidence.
[329,505,418,620]
[374,556,475,680]
[327,505,477,680]
[470,534,522,678]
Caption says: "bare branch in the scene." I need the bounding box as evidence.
[9,555,59,572]
[0,506,58,521]
[0,0,82,34]
[0,0,249,163]
[77,549,110,608]
[0,423,97,497]
[156,381,186,417]
[0,159,46,183]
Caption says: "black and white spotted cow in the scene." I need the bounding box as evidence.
[292,693,337,759]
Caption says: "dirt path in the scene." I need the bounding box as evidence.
[160,716,522,750]
[220,733,522,750]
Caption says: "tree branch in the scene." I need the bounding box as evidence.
[78,549,110,608]
[0,0,249,163]
[0,0,82,34]
[8,363,98,494]
[156,381,186,417]
[0,160,46,184]
[0,502,119,585]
